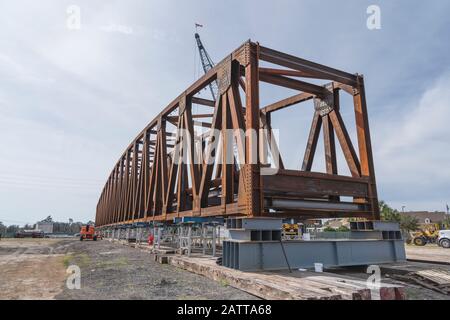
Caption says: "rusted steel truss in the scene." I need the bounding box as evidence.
[96,41,379,227]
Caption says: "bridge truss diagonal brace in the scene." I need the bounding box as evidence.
[96,40,381,226]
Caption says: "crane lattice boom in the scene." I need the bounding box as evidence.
[195,33,218,100]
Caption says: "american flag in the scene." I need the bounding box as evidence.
[195,23,203,28]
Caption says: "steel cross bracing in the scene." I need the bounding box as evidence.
[96,41,380,227]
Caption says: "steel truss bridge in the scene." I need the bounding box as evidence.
[96,41,379,227]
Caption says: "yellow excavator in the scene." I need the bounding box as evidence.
[411,224,440,246]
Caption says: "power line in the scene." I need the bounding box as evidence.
[0,179,101,189]
[0,217,35,225]
[0,181,100,192]
[0,179,100,188]
[0,172,104,183]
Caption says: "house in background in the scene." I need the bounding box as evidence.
[401,211,449,228]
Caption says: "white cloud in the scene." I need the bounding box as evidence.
[380,75,450,154]
[373,73,450,210]
[100,24,133,35]
[0,53,55,84]
[0,0,449,224]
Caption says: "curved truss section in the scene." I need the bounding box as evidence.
[96,41,379,227]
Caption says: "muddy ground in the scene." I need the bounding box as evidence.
[0,238,257,300]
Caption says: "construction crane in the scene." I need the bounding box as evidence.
[194,27,218,100]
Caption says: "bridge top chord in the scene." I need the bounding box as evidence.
[96,40,379,227]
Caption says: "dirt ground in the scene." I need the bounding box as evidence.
[0,238,72,299]
[406,244,450,263]
[0,238,257,300]
[1,238,449,300]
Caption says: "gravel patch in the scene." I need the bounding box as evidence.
[56,240,258,300]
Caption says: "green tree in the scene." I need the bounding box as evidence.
[70,222,82,234]
[379,200,401,222]
[442,215,450,229]
[399,215,419,232]
[0,222,7,236]
[6,225,19,235]
[337,225,350,232]
[379,201,420,241]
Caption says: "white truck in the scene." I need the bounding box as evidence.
[437,230,450,248]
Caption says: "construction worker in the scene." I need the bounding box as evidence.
[148,233,154,245]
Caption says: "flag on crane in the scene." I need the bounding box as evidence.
[195,23,203,28]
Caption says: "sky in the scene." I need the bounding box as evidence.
[0,0,449,225]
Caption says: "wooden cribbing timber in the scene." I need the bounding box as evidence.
[168,255,405,300]
[107,233,406,300]
[390,269,450,295]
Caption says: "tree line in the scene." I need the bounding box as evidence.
[0,215,94,237]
